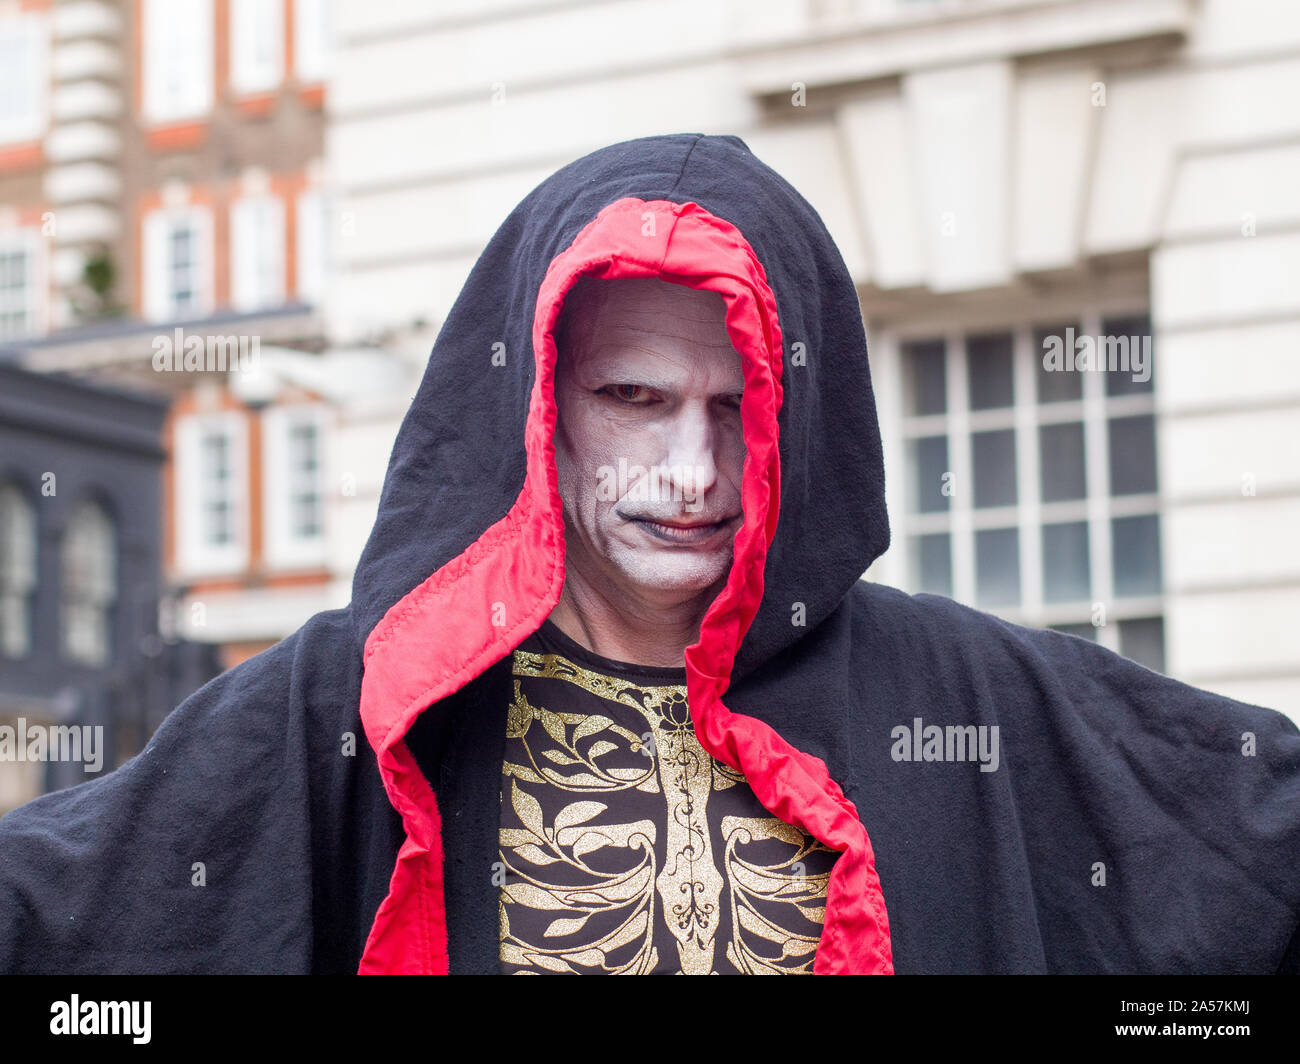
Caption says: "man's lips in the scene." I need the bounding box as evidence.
[629,514,741,544]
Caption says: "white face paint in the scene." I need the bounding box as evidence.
[554,277,746,605]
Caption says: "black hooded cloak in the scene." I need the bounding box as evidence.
[1,133,1297,974]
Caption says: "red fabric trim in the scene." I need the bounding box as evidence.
[357,196,893,974]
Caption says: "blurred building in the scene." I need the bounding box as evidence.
[0,362,220,813]
[0,0,418,680]
[0,0,329,336]
[2,0,1295,728]
[156,342,416,668]
[327,0,1300,722]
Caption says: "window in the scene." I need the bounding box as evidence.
[0,12,47,144]
[230,196,285,312]
[262,405,328,569]
[891,310,1165,672]
[293,0,330,83]
[287,421,323,539]
[143,0,213,123]
[295,189,326,305]
[143,207,214,322]
[201,431,235,545]
[176,413,248,575]
[0,483,36,658]
[231,0,283,94]
[61,501,116,667]
[0,231,43,340]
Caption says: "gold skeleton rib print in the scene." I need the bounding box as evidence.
[498,644,838,974]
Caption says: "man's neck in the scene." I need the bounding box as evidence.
[546,573,720,669]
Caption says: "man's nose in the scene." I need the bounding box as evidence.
[661,402,719,501]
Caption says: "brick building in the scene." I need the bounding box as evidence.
[1,0,416,675]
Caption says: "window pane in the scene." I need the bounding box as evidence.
[966,332,1014,410]
[1108,415,1157,495]
[904,339,946,416]
[170,222,198,316]
[61,501,115,666]
[296,190,326,304]
[231,0,283,94]
[232,198,285,311]
[972,429,1017,508]
[906,435,950,513]
[145,0,213,122]
[295,0,330,82]
[282,417,324,543]
[0,483,35,657]
[201,431,234,545]
[909,533,952,597]
[0,16,46,143]
[976,527,1020,607]
[1112,514,1162,597]
[1035,323,1083,403]
[0,252,28,304]
[294,495,321,538]
[1119,616,1165,672]
[0,245,33,341]
[290,422,317,467]
[1039,422,1086,502]
[1042,521,1090,603]
[1101,315,1154,396]
[1049,622,1097,642]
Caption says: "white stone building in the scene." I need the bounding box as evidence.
[326,0,1300,723]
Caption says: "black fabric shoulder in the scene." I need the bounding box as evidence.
[0,610,401,974]
[838,581,1300,973]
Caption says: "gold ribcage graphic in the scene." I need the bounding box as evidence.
[499,652,836,974]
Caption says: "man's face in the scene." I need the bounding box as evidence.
[554,277,747,605]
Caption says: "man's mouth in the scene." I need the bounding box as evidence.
[631,514,740,544]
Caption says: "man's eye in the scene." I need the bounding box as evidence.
[602,384,652,404]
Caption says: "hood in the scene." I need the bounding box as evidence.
[350,133,893,974]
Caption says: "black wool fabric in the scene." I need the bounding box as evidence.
[1,133,1297,973]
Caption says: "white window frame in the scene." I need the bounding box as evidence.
[294,188,325,305]
[176,411,250,577]
[143,205,214,323]
[0,11,49,144]
[0,228,46,341]
[143,0,214,124]
[293,0,329,84]
[876,301,1162,655]
[261,403,329,570]
[230,0,283,95]
[230,194,286,312]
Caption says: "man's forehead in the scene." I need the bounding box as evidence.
[557,277,740,371]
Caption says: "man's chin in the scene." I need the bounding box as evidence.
[605,543,734,598]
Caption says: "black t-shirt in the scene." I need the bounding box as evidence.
[498,619,839,974]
